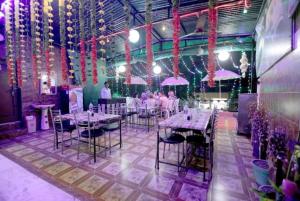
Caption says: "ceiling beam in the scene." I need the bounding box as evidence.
[116,0,164,41]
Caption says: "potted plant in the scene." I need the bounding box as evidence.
[249,104,269,159]
[252,159,270,186]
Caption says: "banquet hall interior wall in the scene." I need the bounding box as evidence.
[257,6,300,140]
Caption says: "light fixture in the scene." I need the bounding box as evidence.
[118,65,126,73]
[218,51,230,61]
[243,8,248,14]
[152,61,156,66]
[162,25,166,31]
[129,29,140,43]
[153,65,162,75]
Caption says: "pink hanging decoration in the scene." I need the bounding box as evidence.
[45,49,51,87]
[80,39,86,84]
[146,24,153,85]
[61,47,68,82]
[208,6,217,88]
[172,7,180,78]
[91,36,98,85]
[124,29,131,85]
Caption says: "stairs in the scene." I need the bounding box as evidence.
[0,121,27,140]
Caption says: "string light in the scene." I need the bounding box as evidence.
[180,56,195,74]
[160,59,173,75]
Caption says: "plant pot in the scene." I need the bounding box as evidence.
[258,185,276,201]
[252,159,270,185]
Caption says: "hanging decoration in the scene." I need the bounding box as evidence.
[124,0,131,84]
[79,0,86,84]
[48,0,55,86]
[172,0,180,78]
[98,0,106,75]
[5,1,15,86]
[66,0,75,80]
[240,52,249,78]
[30,0,38,88]
[34,0,42,82]
[90,0,98,84]
[43,0,51,87]
[14,0,22,87]
[109,0,117,91]
[145,0,153,85]
[59,0,68,83]
[207,0,217,87]
[19,1,27,85]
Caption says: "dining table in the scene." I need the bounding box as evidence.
[60,111,123,162]
[155,108,212,179]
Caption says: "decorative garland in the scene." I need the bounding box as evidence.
[124,0,131,84]
[48,0,55,86]
[109,0,117,92]
[59,0,68,83]
[30,0,38,88]
[90,0,98,84]
[145,0,153,85]
[34,0,42,82]
[66,0,75,80]
[19,2,27,84]
[79,0,86,84]
[43,0,51,87]
[98,0,106,76]
[5,1,15,86]
[14,0,22,87]
[208,0,217,87]
[172,0,180,78]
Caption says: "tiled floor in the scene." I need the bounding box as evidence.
[0,112,256,201]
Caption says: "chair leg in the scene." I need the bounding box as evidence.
[77,135,80,160]
[177,143,180,172]
[163,143,166,159]
[93,136,96,163]
[109,132,111,154]
[61,132,64,154]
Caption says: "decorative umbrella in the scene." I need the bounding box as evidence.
[161,76,189,86]
[124,76,147,85]
[201,69,241,98]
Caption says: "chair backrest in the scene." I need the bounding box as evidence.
[174,99,180,114]
[74,112,92,138]
[49,109,63,133]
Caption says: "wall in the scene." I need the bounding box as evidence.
[258,6,300,140]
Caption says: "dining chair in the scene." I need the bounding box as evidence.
[73,112,106,163]
[49,109,76,154]
[156,129,185,172]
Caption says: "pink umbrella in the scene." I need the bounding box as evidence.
[201,69,240,81]
[161,76,189,86]
[124,76,147,85]
[201,69,241,98]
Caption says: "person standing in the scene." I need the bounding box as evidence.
[100,81,112,99]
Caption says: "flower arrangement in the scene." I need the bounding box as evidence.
[208,0,217,88]
[145,0,153,85]
[43,0,51,87]
[30,0,38,88]
[14,0,22,87]
[19,2,26,85]
[172,0,180,78]
[34,0,42,82]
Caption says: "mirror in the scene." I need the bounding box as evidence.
[40,71,57,95]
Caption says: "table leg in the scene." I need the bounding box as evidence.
[119,119,122,148]
[155,128,160,169]
[41,108,50,130]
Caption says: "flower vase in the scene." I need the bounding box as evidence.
[258,185,276,201]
